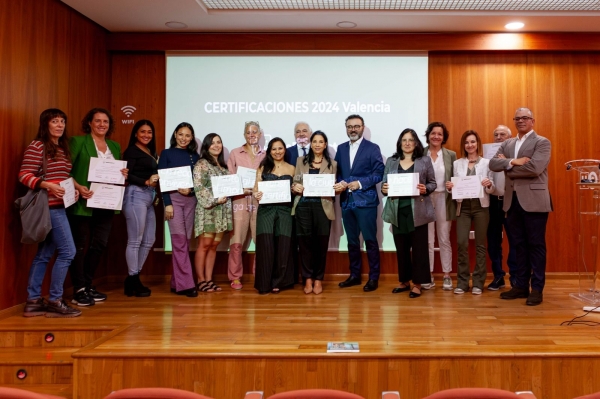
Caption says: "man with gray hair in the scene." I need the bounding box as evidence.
[284,122,312,165]
[489,108,552,306]
[487,125,517,291]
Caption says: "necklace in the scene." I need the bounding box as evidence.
[313,158,323,164]
[468,156,479,163]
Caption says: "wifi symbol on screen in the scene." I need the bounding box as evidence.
[121,105,136,117]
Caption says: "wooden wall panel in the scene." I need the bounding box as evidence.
[0,0,110,310]
[74,356,600,399]
[106,32,600,52]
[429,52,600,273]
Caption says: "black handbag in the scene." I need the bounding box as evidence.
[14,145,52,244]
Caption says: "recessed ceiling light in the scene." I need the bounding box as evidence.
[505,22,525,30]
[165,21,188,29]
[337,21,357,29]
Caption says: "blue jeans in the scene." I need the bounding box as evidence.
[123,185,156,275]
[27,207,76,301]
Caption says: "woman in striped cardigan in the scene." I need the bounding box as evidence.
[18,109,81,318]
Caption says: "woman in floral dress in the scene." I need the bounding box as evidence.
[193,133,233,293]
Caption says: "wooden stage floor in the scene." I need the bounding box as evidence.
[2,276,600,399]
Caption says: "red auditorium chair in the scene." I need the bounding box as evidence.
[0,387,66,399]
[574,393,600,399]
[423,388,537,399]
[267,389,365,399]
[102,387,214,399]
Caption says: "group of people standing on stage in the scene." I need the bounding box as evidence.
[18,106,551,318]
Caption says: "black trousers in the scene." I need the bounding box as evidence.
[68,209,114,292]
[296,202,331,281]
[393,223,431,285]
[506,193,549,292]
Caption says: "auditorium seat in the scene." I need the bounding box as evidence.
[0,387,66,399]
[423,388,537,399]
[102,387,215,399]
[267,389,365,399]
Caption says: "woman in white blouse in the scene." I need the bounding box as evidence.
[446,130,494,295]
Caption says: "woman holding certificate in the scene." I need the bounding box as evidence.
[446,130,495,295]
[381,128,437,298]
[291,131,337,295]
[193,133,233,293]
[69,108,127,307]
[19,109,81,318]
[253,138,296,294]
[158,123,200,297]
[423,122,456,291]
[122,120,159,297]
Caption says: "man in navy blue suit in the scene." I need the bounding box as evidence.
[284,122,312,165]
[334,114,385,292]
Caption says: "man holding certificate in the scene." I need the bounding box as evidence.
[334,114,385,292]
[489,108,552,306]
[447,130,495,296]
[226,121,265,290]
[291,131,338,295]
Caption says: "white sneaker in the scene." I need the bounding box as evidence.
[422,276,435,290]
[472,287,483,295]
[453,287,465,295]
[442,276,453,291]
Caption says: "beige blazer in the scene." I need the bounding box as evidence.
[424,146,457,221]
[489,131,553,213]
[291,156,337,220]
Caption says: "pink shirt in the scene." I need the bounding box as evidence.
[227,145,266,205]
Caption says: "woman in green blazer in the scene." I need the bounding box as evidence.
[68,108,127,307]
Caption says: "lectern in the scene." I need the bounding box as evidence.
[565,159,600,308]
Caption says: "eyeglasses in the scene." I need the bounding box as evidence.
[402,138,415,143]
[346,125,363,130]
[513,116,533,122]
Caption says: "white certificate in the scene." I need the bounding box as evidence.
[211,175,243,198]
[86,183,125,210]
[258,180,291,204]
[87,157,127,185]
[451,176,484,200]
[158,166,193,192]
[483,143,502,159]
[237,166,257,189]
[302,174,335,197]
[60,177,77,208]
[387,173,420,197]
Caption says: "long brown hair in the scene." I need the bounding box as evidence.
[36,108,71,161]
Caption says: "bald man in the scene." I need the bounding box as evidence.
[489,108,552,306]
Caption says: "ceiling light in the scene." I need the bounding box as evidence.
[505,22,525,30]
[165,21,188,29]
[336,21,357,29]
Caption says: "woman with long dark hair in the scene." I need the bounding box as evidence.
[122,119,159,297]
[158,122,200,297]
[291,131,338,295]
[193,133,233,293]
[382,128,437,298]
[253,137,296,294]
[69,108,127,307]
[19,109,81,317]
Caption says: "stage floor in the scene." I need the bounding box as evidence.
[2,276,600,399]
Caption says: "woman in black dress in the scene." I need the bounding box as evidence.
[253,138,296,294]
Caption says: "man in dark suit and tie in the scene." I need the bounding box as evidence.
[489,107,552,306]
[334,114,385,292]
[284,122,311,165]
